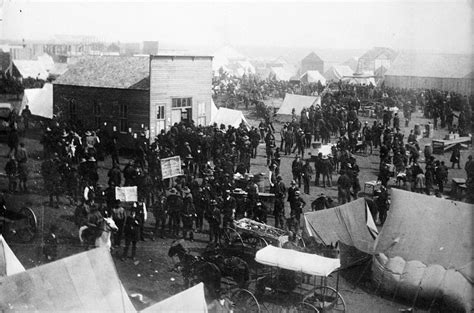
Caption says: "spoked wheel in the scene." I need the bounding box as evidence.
[303,286,346,313]
[16,207,38,243]
[294,302,320,313]
[241,233,269,251]
[220,227,244,247]
[230,288,261,313]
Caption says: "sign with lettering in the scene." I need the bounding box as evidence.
[161,156,183,179]
[115,186,138,202]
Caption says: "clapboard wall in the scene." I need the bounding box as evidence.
[149,55,213,139]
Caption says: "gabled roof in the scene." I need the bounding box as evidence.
[300,70,326,85]
[302,52,324,63]
[324,65,354,81]
[384,52,473,79]
[13,59,49,80]
[360,47,397,61]
[270,67,294,81]
[0,247,136,312]
[54,56,150,90]
[0,235,25,276]
[277,93,321,115]
[343,57,359,72]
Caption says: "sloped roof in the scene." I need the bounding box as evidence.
[0,235,25,276]
[0,247,136,312]
[324,65,354,81]
[302,52,324,63]
[13,59,49,80]
[277,93,321,115]
[300,70,326,85]
[0,51,12,74]
[210,107,250,129]
[359,47,397,61]
[140,283,207,313]
[22,83,53,119]
[374,189,473,281]
[384,52,473,79]
[304,198,377,255]
[54,56,150,90]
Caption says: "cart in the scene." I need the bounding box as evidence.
[250,245,346,313]
[1,204,38,243]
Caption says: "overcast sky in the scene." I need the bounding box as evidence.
[1,0,472,54]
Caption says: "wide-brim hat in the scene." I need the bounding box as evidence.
[243,135,249,140]
[88,156,96,162]
[168,188,178,195]
[85,131,92,136]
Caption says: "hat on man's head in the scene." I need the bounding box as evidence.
[85,131,92,136]
[182,187,191,194]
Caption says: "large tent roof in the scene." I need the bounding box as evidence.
[210,107,250,129]
[303,198,377,255]
[374,189,473,281]
[13,59,49,80]
[324,65,354,81]
[140,283,207,313]
[0,247,136,312]
[270,67,293,81]
[22,83,53,119]
[277,93,321,115]
[0,235,25,277]
[300,70,326,85]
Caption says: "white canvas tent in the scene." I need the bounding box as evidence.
[269,67,293,81]
[324,65,354,81]
[0,235,25,277]
[0,247,136,312]
[277,93,321,116]
[210,107,251,129]
[22,83,53,119]
[300,70,326,85]
[140,283,207,313]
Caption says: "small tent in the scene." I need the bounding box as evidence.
[373,189,472,312]
[300,70,326,85]
[140,283,207,313]
[0,235,25,277]
[324,65,354,81]
[210,107,250,129]
[269,67,293,81]
[22,83,53,119]
[277,93,321,116]
[0,247,136,312]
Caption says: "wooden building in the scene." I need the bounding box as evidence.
[149,55,213,139]
[383,52,473,96]
[300,52,324,76]
[357,47,397,73]
[53,54,213,146]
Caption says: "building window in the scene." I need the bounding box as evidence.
[156,105,165,120]
[172,97,192,108]
[119,103,128,132]
[69,100,77,121]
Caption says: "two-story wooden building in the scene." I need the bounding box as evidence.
[53,54,213,145]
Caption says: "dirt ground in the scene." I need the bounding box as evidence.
[1,106,472,312]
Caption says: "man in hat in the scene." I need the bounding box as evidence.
[41,155,61,207]
[181,187,195,241]
[122,206,141,260]
[5,154,18,193]
[273,175,286,229]
[167,188,183,238]
[289,190,305,232]
[253,201,268,223]
[292,155,303,188]
[111,200,126,247]
[222,190,236,229]
[321,154,333,188]
[208,199,221,243]
[337,169,352,204]
[301,159,313,195]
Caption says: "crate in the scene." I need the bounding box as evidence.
[364,180,381,195]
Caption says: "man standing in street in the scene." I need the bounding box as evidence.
[273,175,286,229]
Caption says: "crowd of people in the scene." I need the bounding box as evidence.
[2,75,473,261]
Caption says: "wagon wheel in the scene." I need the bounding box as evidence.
[16,207,38,243]
[241,233,269,251]
[294,302,320,313]
[303,286,345,313]
[230,288,261,313]
[220,227,244,248]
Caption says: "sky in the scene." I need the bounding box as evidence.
[0,0,472,54]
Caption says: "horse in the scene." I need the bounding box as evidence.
[202,244,250,289]
[78,217,118,250]
[168,241,222,300]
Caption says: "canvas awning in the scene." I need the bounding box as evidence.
[255,245,340,277]
[0,247,136,312]
[140,283,207,313]
[22,83,53,119]
[277,93,321,116]
[304,198,378,254]
[210,107,250,129]
[0,235,25,277]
